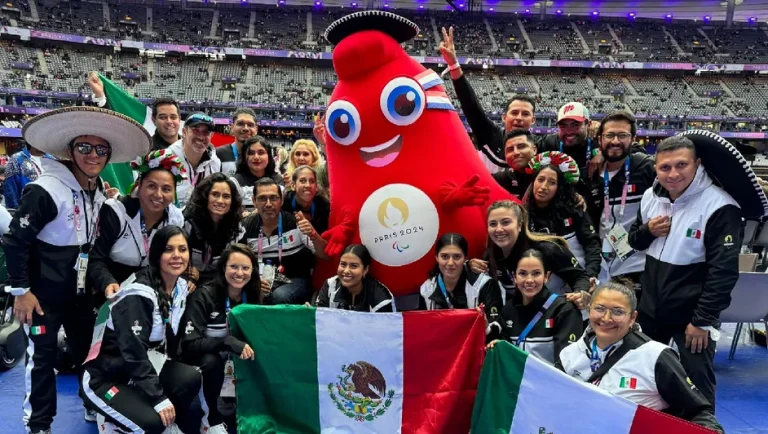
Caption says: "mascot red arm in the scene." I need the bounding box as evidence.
[314,11,515,303]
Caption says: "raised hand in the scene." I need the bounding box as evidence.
[313,114,326,148]
[441,174,491,210]
[295,211,317,238]
[323,209,356,257]
[88,71,104,98]
[439,26,458,65]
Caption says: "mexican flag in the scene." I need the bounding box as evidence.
[471,341,717,433]
[228,305,486,434]
[98,72,154,195]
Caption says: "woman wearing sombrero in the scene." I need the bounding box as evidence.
[2,106,151,433]
[88,149,187,303]
[629,131,768,408]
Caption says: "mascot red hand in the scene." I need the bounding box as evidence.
[315,11,515,300]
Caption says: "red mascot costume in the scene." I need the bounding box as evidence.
[315,11,515,304]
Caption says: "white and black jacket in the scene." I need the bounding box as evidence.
[216,142,239,177]
[490,287,583,365]
[419,267,503,324]
[528,207,602,279]
[84,269,191,412]
[183,215,245,286]
[168,140,222,209]
[4,158,106,301]
[88,196,184,293]
[315,276,395,312]
[587,153,656,281]
[239,211,316,279]
[629,166,742,327]
[558,328,723,432]
[179,285,250,361]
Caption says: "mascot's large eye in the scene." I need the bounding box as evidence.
[325,100,361,146]
[380,77,425,126]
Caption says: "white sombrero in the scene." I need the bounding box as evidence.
[22,106,151,163]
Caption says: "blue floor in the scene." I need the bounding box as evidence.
[0,325,766,433]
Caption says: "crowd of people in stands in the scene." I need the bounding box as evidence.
[0,14,756,434]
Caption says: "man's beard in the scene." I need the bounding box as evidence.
[601,146,628,163]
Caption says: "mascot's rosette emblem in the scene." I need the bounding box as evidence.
[328,361,395,422]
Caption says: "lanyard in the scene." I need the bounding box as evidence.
[436,275,454,309]
[139,208,150,255]
[559,138,592,164]
[184,155,203,187]
[292,196,315,218]
[163,282,181,324]
[257,213,283,264]
[603,157,631,225]
[231,143,239,161]
[72,190,99,245]
[590,338,616,373]
[515,293,558,347]
[225,291,247,315]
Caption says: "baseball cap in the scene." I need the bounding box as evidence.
[184,112,215,130]
[556,102,590,124]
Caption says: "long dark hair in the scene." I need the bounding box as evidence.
[210,243,262,305]
[146,225,189,321]
[484,200,567,284]
[183,173,243,251]
[430,232,469,278]
[525,164,580,233]
[236,136,276,177]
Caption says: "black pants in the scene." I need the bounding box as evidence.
[23,296,95,432]
[191,353,226,428]
[638,312,717,407]
[81,360,201,434]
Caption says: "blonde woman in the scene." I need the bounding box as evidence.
[284,139,324,191]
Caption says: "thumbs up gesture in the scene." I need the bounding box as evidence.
[295,211,317,238]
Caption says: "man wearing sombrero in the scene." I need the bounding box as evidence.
[629,131,768,407]
[2,106,151,434]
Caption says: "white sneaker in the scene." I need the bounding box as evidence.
[84,408,98,423]
[205,423,228,434]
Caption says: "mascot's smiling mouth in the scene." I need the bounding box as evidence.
[359,135,403,168]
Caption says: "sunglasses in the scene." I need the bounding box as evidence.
[73,142,110,157]
[187,114,214,124]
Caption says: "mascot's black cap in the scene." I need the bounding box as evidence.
[676,129,768,218]
[325,10,419,45]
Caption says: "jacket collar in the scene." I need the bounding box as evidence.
[40,158,105,195]
[428,272,467,307]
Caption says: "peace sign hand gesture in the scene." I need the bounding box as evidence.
[439,26,459,66]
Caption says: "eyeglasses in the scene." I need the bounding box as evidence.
[591,305,628,318]
[602,133,632,141]
[73,142,110,157]
[255,195,281,204]
[228,264,252,273]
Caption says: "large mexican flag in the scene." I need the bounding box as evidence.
[228,305,486,434]
[98,73,155,195]
[471,341,718,433]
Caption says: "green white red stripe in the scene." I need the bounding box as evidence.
[686,228,702,239]
[471,341,716,433]
[85,302,111,364]
[229,306,485,434]
[105,386,119,400]
[620,377,638,389]
[29,326,45,335]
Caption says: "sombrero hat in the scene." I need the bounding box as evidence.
[676,130,768,218]
[22,106,151,163]
[324,10,419,45]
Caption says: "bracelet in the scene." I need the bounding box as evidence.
[310,230,319,241]
[448,62,461,71]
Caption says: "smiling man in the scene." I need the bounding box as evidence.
[3,106,151,433]
[168,112,222,208]
[628,136,742,408]
[218,108,258,176]
[491,129,538,198]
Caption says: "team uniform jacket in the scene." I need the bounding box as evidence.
[183,217,245,285]
[629,166,742,328]
[84,270,191,412]
[490,287,583,365]
[419,267,503,324]
[528,207,602,278]
[216,142,239,177]
[179,285,248,360]
[4,159,106,302]
[88,196,184,293]
[316,276,394,312]
[588,153,656,281]
[491,170,533,198]
[558,328,723,432]
[490,240,591,297]
[239,211,316,279]
[168,140,222,209]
